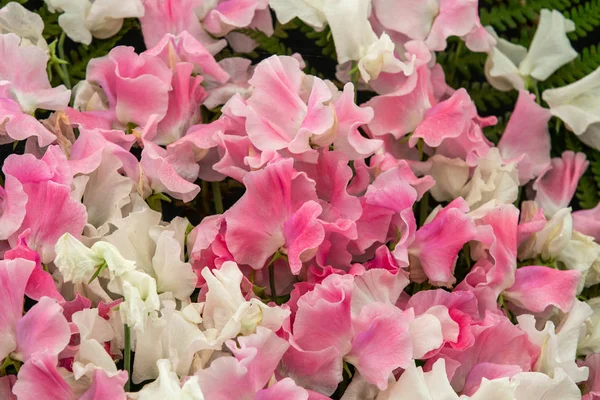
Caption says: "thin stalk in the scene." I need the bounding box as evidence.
[211,181,224,214]
[419,192,430,227]
[124,324,131,392]
[57,32,71,89]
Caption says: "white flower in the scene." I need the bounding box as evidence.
[557,231,600,292]
[108,270,160,331]
[133,301,213,383]
[0,2,47,50]
[271,0,410,83]
[461,148,519,209]
[519,207,573,261]
[133,359,205,400]
[201,261,290,346]
[542,67,600,150]
[485,9,577,91]
[578,298,600,356]
[44,0,144,45]
[518,300,592,383]
[427,155,470,202]
[55,233,136,283]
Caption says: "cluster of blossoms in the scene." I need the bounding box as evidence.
[1,0,600,399]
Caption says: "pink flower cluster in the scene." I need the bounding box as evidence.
[1,1,600,399]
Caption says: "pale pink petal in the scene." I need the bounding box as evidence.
[140,0,226,52]
[503,266,580,313]
[426,0,479,51]
[534,151,589,216]
[255,378,309,400]
[0,98,56,146]
[346,303,413,390]
[583,353,600,397]
[283,201,325,274]
[278,342,343,396]
[79,369,128,400]
[4,233,63,303]
[140,139,200,202]
[333,83,382,160]
[463,362,522,396]
[573,204,600,242]
[0,258,35,360]
[12,353,76,400]
[0,173,27,240]
[16,297,70,362]
[366,67,435,139]
[498,90,551,184]
[204,0,269,36]
[0,33,70,113]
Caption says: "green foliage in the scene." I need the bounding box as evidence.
[299,22,337,60]
[564,0,600,39]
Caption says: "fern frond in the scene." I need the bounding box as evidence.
[564,0,600,39]
[577,173,600,209]
[236,27,294,57]
[480,1,538,32]
[299,22,337,60]
[464,81,517,113]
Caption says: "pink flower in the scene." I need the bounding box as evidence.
[140,0,226,53]
[534,151,589,217]
[410,88,494,165]
[224,158,324,271]
[426,311,539,392]
[373,0,487,51]
[503,266,580,313]
[196,327,289,399]
[583,353,600,399]
[3,149,87,263]
[409,198,477,287]
[0,33,70,146]
[573,204,600,242]
[498,90,552,184]
[0,258,70,365]
[85,46,173,128]
[203,0,271,37]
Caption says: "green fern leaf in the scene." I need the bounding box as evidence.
[565,0,600,39]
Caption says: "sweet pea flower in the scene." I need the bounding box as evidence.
[518,300,592,383]
[107,269,160,331]
[579,298,600,355]
[44,0,144,45]
[534,151,589,217]
[132,359,205,400]
[140,0,226,53]
[3,149,87,263]
[271,0,410,83]
[543,67,600,150]
[54,233,136,284]
[0,33,70,147]
[0,259,71,363]
[0,2,47,50]
[485,9,577,91]
[373,0,493,52]
[498,90,552,184]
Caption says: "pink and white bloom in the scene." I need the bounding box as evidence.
[0,2,47,49]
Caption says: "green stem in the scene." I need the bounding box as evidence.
[52,62,71,90]
[211,181,224,214]
[201,181,210,214]
[350,61,360,101]
[58,32,71,89]
[124,324,131,392]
